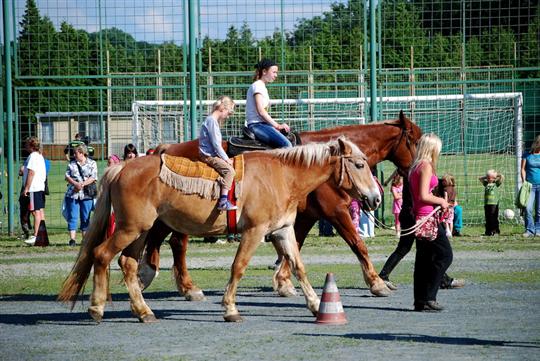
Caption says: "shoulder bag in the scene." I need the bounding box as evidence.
[75,162,97,198]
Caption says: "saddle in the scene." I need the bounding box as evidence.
[227,127,300,157]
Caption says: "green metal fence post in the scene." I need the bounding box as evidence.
[188,0,198,140]
[3,0,15,234]
[369,0,378,123]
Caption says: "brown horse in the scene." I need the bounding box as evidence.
[139,111,421,299]
[58,138,381,323]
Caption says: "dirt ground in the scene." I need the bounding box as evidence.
[1,249,539,361]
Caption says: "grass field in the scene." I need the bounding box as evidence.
[1,151,519,234]
[1,223,537,296]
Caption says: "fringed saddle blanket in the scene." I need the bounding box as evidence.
[160,154,244,200]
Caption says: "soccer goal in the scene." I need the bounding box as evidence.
[132,92,522,224]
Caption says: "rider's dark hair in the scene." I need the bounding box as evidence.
[254,59,277,81]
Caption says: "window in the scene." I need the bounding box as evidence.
[78,118,103,144]
[162,117,177,143]
[41,122,54,144]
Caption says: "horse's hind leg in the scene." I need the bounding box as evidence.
[119,232,158,323]
[89,228,139,322]
[138,219,171,290]
[170,232,206,301]
[272,226,320,316]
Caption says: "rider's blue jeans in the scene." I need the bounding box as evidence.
[248,122,292,148]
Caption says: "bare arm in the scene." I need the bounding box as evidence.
[254,93,290,132]
[23,169,35,196]
[521,159,527,183]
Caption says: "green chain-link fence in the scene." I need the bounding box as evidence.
[1,0,539,235]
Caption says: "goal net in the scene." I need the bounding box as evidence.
[132,93,522,225]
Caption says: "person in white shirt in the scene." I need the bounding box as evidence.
[245,59,292,148]
[21,137,47,245]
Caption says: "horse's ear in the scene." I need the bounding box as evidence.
[399,110,411,129]
[337,137,352,156]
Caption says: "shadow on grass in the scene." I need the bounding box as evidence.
[296,332,540,348]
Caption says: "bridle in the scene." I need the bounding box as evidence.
[387,123,416,176]
[337,153,372,203]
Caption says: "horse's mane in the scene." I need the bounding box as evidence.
[268,139,363,167]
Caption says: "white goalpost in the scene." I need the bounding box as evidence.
[132,92,522,224]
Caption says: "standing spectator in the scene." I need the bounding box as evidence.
[391,174,403,237]
[440,174,457,238]
[21,137,47,246]
[521,135,540,237]
[452,203,463,237]
[358,208,375,238]
[318,218,335,236]
[408,133,453,312]
[123,143,139,160]
[64,144,98,246]
[245,59,291,148]
[479,170,504,236]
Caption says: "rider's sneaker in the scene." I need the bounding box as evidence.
[217,199,237,211]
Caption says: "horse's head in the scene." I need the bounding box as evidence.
[331,137,381,210]
[387,110,422,176]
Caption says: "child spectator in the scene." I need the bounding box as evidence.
[390,174,403,236]
[441,174,457,238]
[123,143,139,160]
[479,170,504,236]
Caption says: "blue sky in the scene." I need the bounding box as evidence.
[12,0,337,43]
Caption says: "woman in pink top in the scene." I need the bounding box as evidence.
[408,133,452,312]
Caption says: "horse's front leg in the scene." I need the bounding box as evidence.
[119,232,158,323]
[272,225,319,316]
[222,226,265,322]
[138,219,171,290]
[329,203,390,297]
[170,232,206,301]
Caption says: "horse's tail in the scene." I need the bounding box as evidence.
[58,163,124,308]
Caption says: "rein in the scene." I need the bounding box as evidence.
[361,206,442,236]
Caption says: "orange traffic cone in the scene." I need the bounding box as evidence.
[316,272,347,325]
[34,220,49,247]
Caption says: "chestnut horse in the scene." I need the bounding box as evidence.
[139,111,421,299]
[58,138,381,322]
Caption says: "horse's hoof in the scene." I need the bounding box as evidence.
[138,263,157,290]
[224,314,244,323]
[370,283,392,297]
[277,286,298,298]
[185,290,206,302]
[88,307,103,323]
[139,314,159,323]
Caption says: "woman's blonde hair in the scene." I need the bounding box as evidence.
[212,95,235,114]
[531,134,540,153]
[75,144,88,156]
[409,133,442,175]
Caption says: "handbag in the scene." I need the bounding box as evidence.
[75,162,97,198]
[414,213,440,241]
[515,181,531,209]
